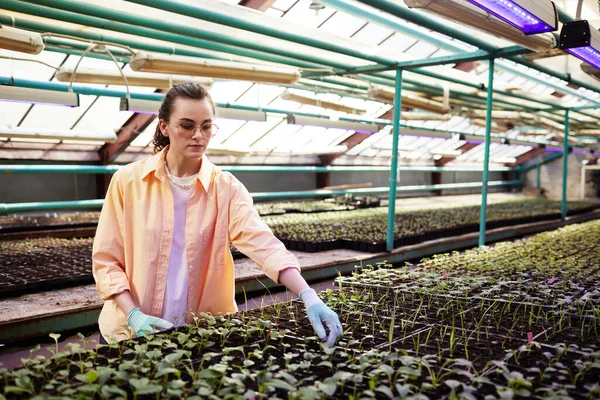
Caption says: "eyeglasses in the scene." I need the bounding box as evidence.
[170,121,219,139]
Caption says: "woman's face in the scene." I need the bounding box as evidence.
[159,97,215,160]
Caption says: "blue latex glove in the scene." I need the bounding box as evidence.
[299,288,343,347]
[127,307,174,337]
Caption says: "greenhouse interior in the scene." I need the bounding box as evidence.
[2,0,600,398]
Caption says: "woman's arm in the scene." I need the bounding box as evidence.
[278,267,310,296]
[113,290,136,316]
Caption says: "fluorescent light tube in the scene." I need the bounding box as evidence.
[401,112,452,121]
[0,126,117,143]
[560,20,600,70]
[404,0,556,51]
[120,98,268,121]
[286,114,378,133]
[460,133,508,143]
[56,67,213,89]
[399,128,453,138]
[216,107,267,122]
[465,0,557,34]
[368,85,450,114]
[130,51,301,84]
[0,25,44,55]
[0,86,79,107]
[280,90,366,115]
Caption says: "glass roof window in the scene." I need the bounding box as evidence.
[351,23,394,46]
[282,0,335,28]
[221,117,283,149]
[129,120,158,147]
[251,122,303,151]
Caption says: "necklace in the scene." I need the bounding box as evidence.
[164,153,198,191]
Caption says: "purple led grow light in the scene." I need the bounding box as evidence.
[468,0,553,34]
[567,47,600,71]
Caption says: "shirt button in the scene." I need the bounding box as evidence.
[188,240,192,245]
[188,265,192,270]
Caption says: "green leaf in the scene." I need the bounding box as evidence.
[156,367,180,378]
[317,361,333,368]
[129,377,150,390]
[444,380,461,390]
[164,352,184,364]
[3,386,30,395]
[197,386,213,396]
[136,384,163,395]
[264,378,295,391]
[376,385,394,399]
[170,380,187,389]
[395,384,412,397]
[297,386,321,400]
[49,333,61,342]
[101,385,127,398]
[514,388,531,397]
[317,381,337,396]
[277,371,297,385]
[86,370,98,384]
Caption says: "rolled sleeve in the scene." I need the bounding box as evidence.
[92,170,130,300]
[227,176,300,284]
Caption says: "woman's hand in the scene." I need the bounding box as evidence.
[299,288,343,347]
[127,307,174,337]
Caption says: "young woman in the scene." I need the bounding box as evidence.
[92,82,342,347]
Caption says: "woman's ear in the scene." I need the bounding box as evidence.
[158,119,169,137]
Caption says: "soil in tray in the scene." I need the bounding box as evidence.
[482,343,600,399]
[0,237,94,298]
[0,212,100,233]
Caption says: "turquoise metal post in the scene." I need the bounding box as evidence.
[536,164,541,188]
[386,69,403,252]
[562,110,570,220]
[479,58,495,247]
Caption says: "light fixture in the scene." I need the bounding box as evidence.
[0,25,44,54]
[0,86,79,107]
[404,0,556,51]
[130,51,301,84]
[460,133,509,143]
[399,128,453,139]
[580,62,600,82]
[467,110,563,131]
[559,20,600,70]
[120,97,268,121]
[56,67,214,89]
[470,118,506,133]
[119,98,160,114]
[0,126,117,143]
[574,129,600,136]
[518,128,549,135]
[367,85,450,114]
[286,114,378,133]
[280,90,366,115]
[464,0,557,34]
[400,112,452,121]
[216,107,267,122]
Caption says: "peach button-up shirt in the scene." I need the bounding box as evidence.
[92,147,300,341]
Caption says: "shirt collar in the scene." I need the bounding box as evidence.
[141,146,213,193]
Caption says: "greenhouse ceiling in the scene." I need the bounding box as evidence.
[0,0,600,166]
